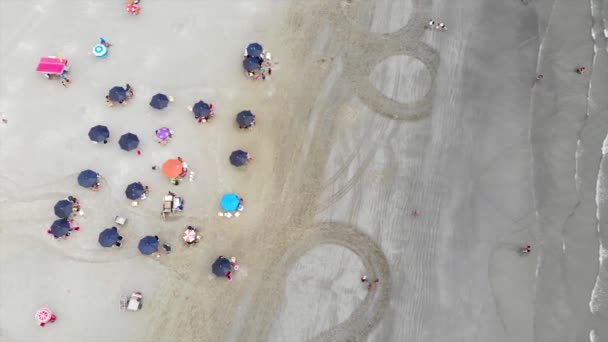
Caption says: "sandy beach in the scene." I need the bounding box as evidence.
[1,0,608,341]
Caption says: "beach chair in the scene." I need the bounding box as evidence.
[115,216,127,225]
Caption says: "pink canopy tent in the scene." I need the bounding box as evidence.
[36,57,68,75]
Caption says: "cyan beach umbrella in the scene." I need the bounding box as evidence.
[212,256,232,277]
[50,218,70,238]
[78,169,99,188]
[220,193,240,212]
[229,150,248,167]
[236,110,255,127]
[54,200,73,218]
[192,101,211,119]
[138,236,159,255]
[88,125,110,142]
[243,57,262,72]
[125,182,145,200]
[150,93,170,109]
[118,133,139,151]
[98,227,119,247]
[108,86,127,103]
[246,43,263,57]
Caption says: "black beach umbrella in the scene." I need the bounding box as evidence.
[150,93,170,109]
[118,133,139,151]
[246,42,263,57]
[125,182,145,200]
[108,86,127,103]
[212,257,232,277]
[54,199,73,218]
[242,56,262,72]
[50,218,70,238]
[192,101,211,119]
[236,110,255,127]
[138,236,159,255]
[88,125,110,143]
[78,169,99,188]
[229,150,249,167]
[98,227,119,247]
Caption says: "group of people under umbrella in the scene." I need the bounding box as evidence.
[242,42,273,81]
[125,181,150,203]
[45,43,265,294]
[161,157,190,185]
[212,256,239,281]
[189,100,215,123]
[48,196,81,238]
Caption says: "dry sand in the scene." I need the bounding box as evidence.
[1,0,608,341]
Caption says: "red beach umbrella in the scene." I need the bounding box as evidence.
[162,159,184,178]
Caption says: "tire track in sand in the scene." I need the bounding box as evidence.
[232,222,391,342]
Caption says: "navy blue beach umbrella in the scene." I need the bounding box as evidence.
[118,133,139,151]
[212,257,232,277]
[108,86,127,103]
[50,218,70,238]
[150,93,170,109]
[229,150,249,167]
[98,227,119,247]
[125,182,145,200]
[246,43,263,57]
[236,110,255,127]
[192,101,211,119]
[88,125,110,142]
[138,236,159,255]
[78,169,99,188]
[54,199,73,218]
[242,56,262,72]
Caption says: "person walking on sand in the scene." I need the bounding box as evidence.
[126,83,134,98]
[367,278,379,292]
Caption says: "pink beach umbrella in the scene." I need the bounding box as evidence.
[35,308,56,326]
[182,229,196,243]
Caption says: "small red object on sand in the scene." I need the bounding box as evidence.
[136,150,142,155]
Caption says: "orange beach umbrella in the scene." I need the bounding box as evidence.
[162,159,184,178]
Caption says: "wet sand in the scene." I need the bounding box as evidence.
[1,0,608,341]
